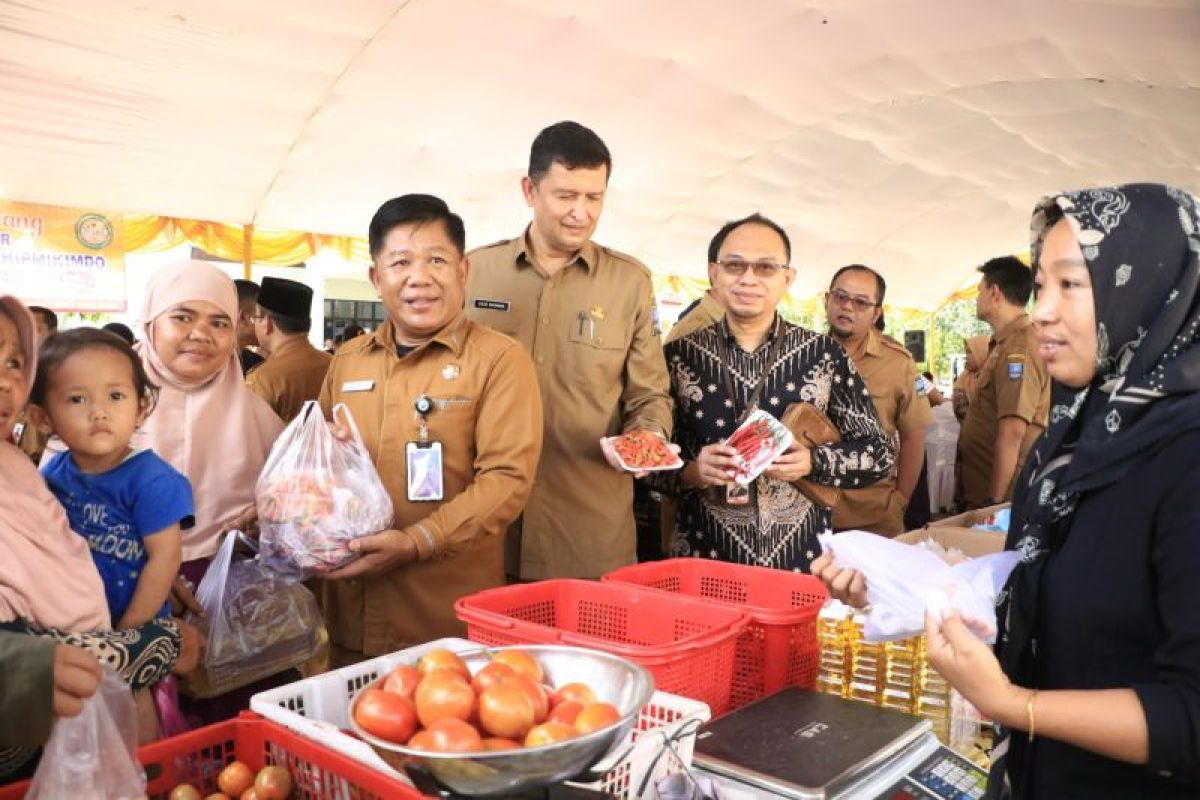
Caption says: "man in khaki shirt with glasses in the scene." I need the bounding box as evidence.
[825,265,931,536]
[466,121,673,580]
[319,194,542,659]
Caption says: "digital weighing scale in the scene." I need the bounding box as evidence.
[692,689,989,799]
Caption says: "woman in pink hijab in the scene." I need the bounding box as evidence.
[132,260,284,578]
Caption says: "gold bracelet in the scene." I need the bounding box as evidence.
[1026,689,1038,741]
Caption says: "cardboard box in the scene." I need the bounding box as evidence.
[896,525,1006,558]
[927,502,1010,530]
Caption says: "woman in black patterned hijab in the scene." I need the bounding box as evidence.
[817,183,1200,798]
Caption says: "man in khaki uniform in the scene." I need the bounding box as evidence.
[958,256,1050,508]
[319,194,543,660]
[247,276,331,422]
[825,265,932,536]
[466,121,672,580]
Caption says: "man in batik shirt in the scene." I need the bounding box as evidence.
[663,214,893,571]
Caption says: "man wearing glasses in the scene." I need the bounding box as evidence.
[660,214,893,571]
[824,266,932,536]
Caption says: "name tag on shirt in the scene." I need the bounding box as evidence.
[474,299,510,312]
[341,379,375,392]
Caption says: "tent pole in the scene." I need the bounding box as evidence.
[242,224,254,280]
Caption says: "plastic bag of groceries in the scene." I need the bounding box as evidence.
[257,400,393,579]
[817,530,1021,644]
[27,664,147,800]
[183,532,326,698]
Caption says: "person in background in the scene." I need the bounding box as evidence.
[101,321,137,345]
[26,307,57,343]
[29,330,192,630]
[233,279,265,375]
[825,264,931,537]
[663,214,892,570]
[922,370,946,406]
[246,277,332,422]
[816,183,1200,799]
[957,256,1050,508]
[466,121,672,580]
[319,194,542,662]
[953,335,991,422]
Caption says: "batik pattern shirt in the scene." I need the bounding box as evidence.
[664,318,893,571]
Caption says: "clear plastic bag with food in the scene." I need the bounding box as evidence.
[257,401,393,579]
[184,532,327,698]
[817,530,1021,644]
[26,664,147,800]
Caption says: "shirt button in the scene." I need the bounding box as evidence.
[536,356,544,364]
[542,316,549,325]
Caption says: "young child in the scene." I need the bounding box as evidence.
[29,328,193,630]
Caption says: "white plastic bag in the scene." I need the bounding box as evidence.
[27,664,147,800]
[257,401,393,578]
[817,530,1021,643]
[184,532,326,698]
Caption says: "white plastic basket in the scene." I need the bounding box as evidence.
[250,637,711,799]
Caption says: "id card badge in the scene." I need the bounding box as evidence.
[406,441,444,503]
[726,482,750,506]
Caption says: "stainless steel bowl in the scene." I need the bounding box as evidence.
[348,644,655,796]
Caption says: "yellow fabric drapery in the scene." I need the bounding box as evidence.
[123,214,371,266]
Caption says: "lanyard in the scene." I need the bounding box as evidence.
[714,316,785,426]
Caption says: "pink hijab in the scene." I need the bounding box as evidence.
[133,261,284,560]
[0,295,110,631]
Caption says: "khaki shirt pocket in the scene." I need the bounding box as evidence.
[566,319,627,386]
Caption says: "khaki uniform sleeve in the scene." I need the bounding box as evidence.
[994,342,1048,424]
[896,360,933,436]
[317,357,338,418]
[406,343,544,561]
[620,273,674,438]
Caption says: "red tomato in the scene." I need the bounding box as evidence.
[470,661,515,694]
[418,648,470,680]
[169,787,203,800]
[204,795,231,800]
[574,702,621,734]
[546,700,584,726]
[217,761,255,798]
[253,765,293,800]
[524,721,577,748]
[382,665,422,700]
[407,730,436,750]
[415,671,476,727]
[354,688,418,743]
[503,675,548,723]
[424,718,484,753]
[239,790,260,800]
[491,650,544,684]
[552,682,598,707]
[478,683,537,739]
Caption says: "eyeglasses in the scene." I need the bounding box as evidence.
[714,259,790,278]
[826,288,880,312]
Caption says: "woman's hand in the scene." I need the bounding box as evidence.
[52,644,102,719]
[682,443,740,489]
[809,550,869,608]
[226,506,259,537]
[925,611,1023,721]
[169,576,204,617]
[763,442,812,482]
[171,621,206,678]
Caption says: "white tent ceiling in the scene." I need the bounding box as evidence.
[2,0,1198,308]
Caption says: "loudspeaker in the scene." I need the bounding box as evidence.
[904,330,926,363]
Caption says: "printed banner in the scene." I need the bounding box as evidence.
[0,200,126,312]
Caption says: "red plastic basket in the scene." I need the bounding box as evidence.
[455,579,748,715]
[602,559,828,710]
[0,711,420,800]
